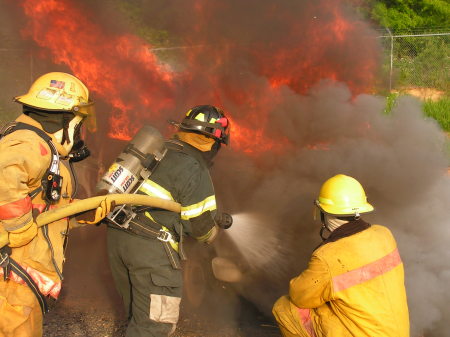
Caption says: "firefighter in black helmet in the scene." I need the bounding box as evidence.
[106,105,231,336]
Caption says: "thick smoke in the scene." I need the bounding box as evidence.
[2,0,449,336]
[213,84,450,337]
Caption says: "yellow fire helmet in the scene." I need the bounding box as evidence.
[315,174,374,217]
[14,72,96,131]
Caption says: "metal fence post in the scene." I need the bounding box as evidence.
[386,28,394,92]
[378,31,450,94]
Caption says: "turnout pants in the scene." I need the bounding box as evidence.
[272,296,351,337]
[107,227,182,337]
[0,279,43,337]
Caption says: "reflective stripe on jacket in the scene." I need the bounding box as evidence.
[289,224,410,337]
[137,139,217,242]
[0,115,74,296]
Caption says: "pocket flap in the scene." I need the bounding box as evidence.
[150,269,182,288]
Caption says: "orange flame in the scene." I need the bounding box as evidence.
[18,0,379,155]
[21,0,175,141]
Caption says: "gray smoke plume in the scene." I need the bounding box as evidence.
[213,84,450,337]
[1,0,449,336]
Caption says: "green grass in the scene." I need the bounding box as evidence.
[383,92,400,115]
[383,94,449,132]
[424,97,450,161]
[383,94,450,160]
[423,96,450,132]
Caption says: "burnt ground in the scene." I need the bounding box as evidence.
[43,295,281,337]
[41,227,283,337]
[44,280,281,337]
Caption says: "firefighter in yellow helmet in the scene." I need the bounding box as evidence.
[0,72,113,337]
[272,174,410,337]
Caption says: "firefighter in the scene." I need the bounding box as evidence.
[272,174,410,337]
[0,72,113,337]
[106,105,231,337]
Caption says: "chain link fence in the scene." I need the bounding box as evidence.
[1,30,449,122]
[378,30,450,95]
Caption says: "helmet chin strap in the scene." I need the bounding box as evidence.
[201,140,221,167]
[319,212,330,241]
[320,224,331,241]
[53,115,84,153]
[319,212,348,241]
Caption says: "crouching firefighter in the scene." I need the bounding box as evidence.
[272,174,410,337]
[0,72,113,337]
[103,105,233,337]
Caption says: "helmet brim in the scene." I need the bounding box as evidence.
[315,199,374,216]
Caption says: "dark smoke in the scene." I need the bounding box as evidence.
[1,0,449,336]
[214,84,450,337]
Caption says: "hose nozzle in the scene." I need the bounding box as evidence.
[215,212,233,229]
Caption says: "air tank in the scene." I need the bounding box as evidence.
[97,124,167,195]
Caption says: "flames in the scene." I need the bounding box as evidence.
[250,1,378,95]
[20,0,175,141]
[17,0,380,154]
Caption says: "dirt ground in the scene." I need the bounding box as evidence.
[36,224,282,337]
[43,310,281,337]
[395,87,445,101]
[42,298,281,337]
[44,284,281,337]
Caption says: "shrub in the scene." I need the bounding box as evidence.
[423,96,450,132]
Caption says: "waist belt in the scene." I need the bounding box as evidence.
[109,220,183,270]
[0,247,49,314]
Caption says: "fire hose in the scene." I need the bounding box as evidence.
[0,194,181,248]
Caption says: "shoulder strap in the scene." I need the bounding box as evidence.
[2,124,65,280]
[165,139,184,152]
[1,122,61,201]
[1,122,55,155]
[165,139,208,169]
[5,122,52,145]
[2,121,59,168]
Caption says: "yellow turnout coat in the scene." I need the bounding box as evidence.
[0,114,77,337]
[273,221,410,337]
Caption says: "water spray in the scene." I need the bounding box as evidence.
[212,212,285,284]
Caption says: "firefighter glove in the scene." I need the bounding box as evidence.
[8,220,38,248]
[78,197,116,225]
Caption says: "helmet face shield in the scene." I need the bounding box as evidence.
[74,101,96,132]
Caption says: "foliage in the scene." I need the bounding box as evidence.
[114,0,171,47]
[383,92,400,115]
[371,0,450,31]
[384,93,449,133]
[112,0,186,66]
[363,0,450,94]
[393,36,450,91]
[423,96,450,132]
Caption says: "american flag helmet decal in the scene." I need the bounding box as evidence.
[49,80,65,89]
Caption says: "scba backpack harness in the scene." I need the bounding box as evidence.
[0,122,65,314]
